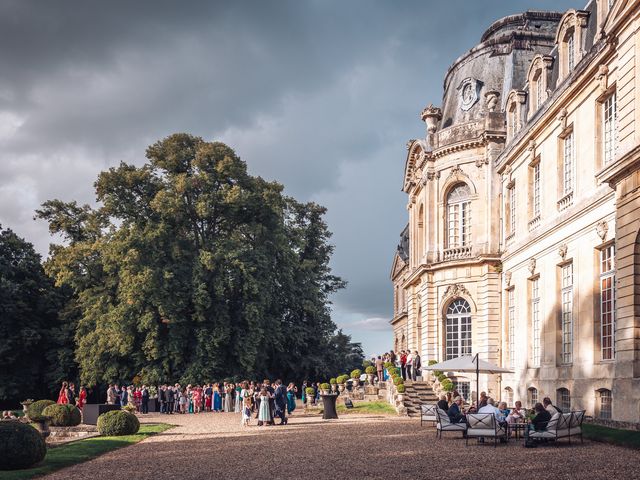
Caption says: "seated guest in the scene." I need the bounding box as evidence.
[543,397,562,415]
[498,401,510,419]
[531,402,552,431]
[437,395,449,413]
[478,397,505,423]
[506,400,525,424]
[478,391,488,409]
[448,397,465,423]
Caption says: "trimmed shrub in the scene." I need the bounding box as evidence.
[27,399,55,422]
[0,421,46,470]
[383,362,394,369]
[122,404,137,414]
[305,387,316,396]
[350,369,362,379]
[393,376,404,386]
[396,384,406,394]
[336,375,348,384]
[362,360,372,369]
[42,404,71,427]
[364,366,376,375]
[329,378,337,385]
[428,360,438,366]
[97,410,140,436]
[320,383,331,391]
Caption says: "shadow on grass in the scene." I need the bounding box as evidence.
[2,423,174,480]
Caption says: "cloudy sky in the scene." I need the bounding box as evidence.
[0,0,578,357]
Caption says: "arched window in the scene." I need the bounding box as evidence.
[446,184,471,248]
[527,387,538,408]
[445,298,472,360]
[503,386,514,407]
[557,388,571,412]
[597,389,612,419]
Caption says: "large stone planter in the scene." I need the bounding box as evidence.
[34,418,51,440]
[338,384,345,394]
[21,399,34,419]
[331,384,337,393]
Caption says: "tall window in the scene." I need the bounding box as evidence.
[532,162,541,218]
[503,387,514,407]
[445,299,472,360]
[598,389,612,419]
[527,387,538,408]
[561,263,574,364]
[567,34,575,72]
[603,92,617,165]
[417,204,425,261]
[452,379,470,402]
[562,131,574,196]
[508,288,515,369]
[508,183,516,235]
[557,388,571,412]
[600,244,616,360]
[531,278,541,367]
[447,184,471,248]
[535,73,544,110]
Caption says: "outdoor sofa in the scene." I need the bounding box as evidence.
[435,407,467,438]
[528,410,585,444]
[465,413,508,447]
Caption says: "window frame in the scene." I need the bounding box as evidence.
[446,184,472,249]
[445,299,472,361]
[560,262,574,365]
[599,243,616,361]
[530,276,541,368]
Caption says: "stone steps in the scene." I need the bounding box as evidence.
[401,381,439,417]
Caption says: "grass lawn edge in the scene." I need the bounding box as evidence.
[2,423,174,480]
[583,423,640,450]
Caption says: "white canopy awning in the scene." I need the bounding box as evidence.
[422,355,513,374]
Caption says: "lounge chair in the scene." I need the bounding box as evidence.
[435,407,466,438]
[465,413,507,447]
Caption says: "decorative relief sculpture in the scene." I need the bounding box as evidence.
[558,244,568,259]
[596,220,609,241]
[458,77,483,111]
[484,90,500,112]
[504,271,512,286]
[443,283,470,301]
[527,257,537,275]
[597,65,609,93]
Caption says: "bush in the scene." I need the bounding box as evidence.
[27,399,55,422]
[350,369,362,379]
[122,404,137,414]
[393,376,404,386]
[320,383,331,390]
[305,387,316,396]
[383,362,394,369]
[362,360,372,369]
[336,375,348,384]
[97,410,140,436]
[396,384,406,394]
[428,360,438,366]
[42,404,81,426]
[365,366,376,375]
[0,421,47,470]
[329,378,337,385]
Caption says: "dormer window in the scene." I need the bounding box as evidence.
[556,10,589,80]
[505,90,527,141]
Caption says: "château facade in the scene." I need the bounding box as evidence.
[391,0,640,423]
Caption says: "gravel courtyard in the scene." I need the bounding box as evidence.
[41,412,640,480]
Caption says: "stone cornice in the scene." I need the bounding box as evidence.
[596,144,640,187]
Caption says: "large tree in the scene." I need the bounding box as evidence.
[37,134,361,385]
[0,226,76,403]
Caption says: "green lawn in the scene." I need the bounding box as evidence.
[336,400,397,415]
[583,423,640,450]
[2,423,173,480]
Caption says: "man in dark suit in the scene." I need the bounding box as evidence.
[158,385,166,414]
[166,386,175,414]
[448,397,465,424]
[141,385,149,414]
[67,383,76,406]
[274,380,287,425]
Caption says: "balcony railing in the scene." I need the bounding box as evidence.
[528,215,541,231]
[557,191,574,212]
[505,232,515,244]
[442,245,473,261]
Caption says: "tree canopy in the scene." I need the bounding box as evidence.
[36,133,363,386]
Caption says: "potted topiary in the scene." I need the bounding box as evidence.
[393,376,404,386]
[27,399,56,439]
[336,375,348,393]
[350,369,362,389]
[396,384,406,402]
[364,366,376,384]
[329,378,337,393]
[305,387,316,406]
[319,383,331,395]
[20,399,34,417]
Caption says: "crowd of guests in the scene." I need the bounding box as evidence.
[105,380,299,426]
[56,381,87,409]
[436,391,564,440]
[373,350,422,383]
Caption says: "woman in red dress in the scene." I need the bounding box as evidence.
[77,386,87,409]
[57,381,69,404]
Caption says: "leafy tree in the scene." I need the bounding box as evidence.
[0,226,75,403]
[37,134,362,386]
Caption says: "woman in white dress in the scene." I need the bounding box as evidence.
[224,384,232,412]
[258,387,272,426]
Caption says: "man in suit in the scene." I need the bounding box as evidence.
[166,386,175,414]
[412,351,422,381]
[448,397,465,424]
[121,385,129,406]
[67,383,76,406]
[141,385,149,414]
[273,380,287,425]
[158,385,166,414]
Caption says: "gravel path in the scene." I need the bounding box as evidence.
[41,411,640,480]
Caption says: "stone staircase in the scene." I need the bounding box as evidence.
[402,380,438,417]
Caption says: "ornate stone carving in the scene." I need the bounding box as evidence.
[447,165,464,182]
[406,139,416,150]
[504,271,512,286]
[558,244,568,259]
[443,283,470,301]
[527,140,537,161]
[458,77,482,111]
[475,157,489,168]
[597,65,609,93]
[426,171,441,181]
[527,257,537,275]
[558,108,569,131]
[596,220,609,241]
[420,105,442,134]
[484,90,500,112]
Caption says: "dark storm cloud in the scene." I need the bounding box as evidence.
[0,0,579,355]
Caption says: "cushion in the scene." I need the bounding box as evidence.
[467,428,499,437]
[438,423,466,431]
[530,430,556,439]
[555,428,571,438]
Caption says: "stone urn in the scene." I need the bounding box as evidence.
[33,416,51,440]
[20,399,34,419]
[367,374,374,385]
[338,384,345,394]
[351,378,360,389]
[397,393,404,403]
[331,384,337,393]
